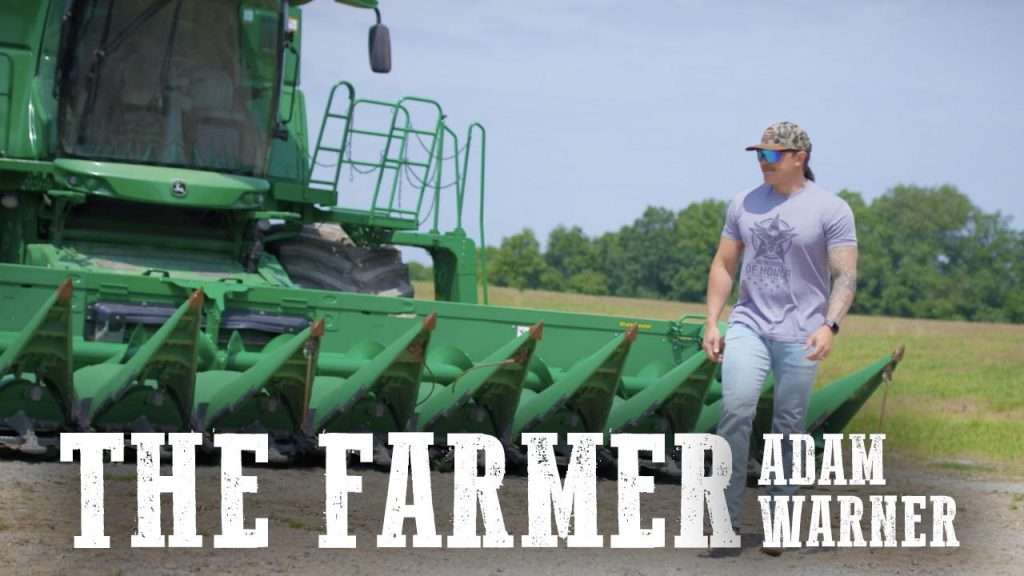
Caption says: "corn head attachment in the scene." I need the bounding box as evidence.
[0,271,904,474]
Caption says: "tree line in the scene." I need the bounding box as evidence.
[412,185,1024,324]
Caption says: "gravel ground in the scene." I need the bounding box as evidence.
[1,457,1021,575]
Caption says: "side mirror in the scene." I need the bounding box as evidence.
[368,9,391,73]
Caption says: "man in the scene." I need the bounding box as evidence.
[702,122,858,557]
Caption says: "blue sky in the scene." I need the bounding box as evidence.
[300,0,1023,256]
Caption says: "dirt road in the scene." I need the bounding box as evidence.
[1,457,1020,575]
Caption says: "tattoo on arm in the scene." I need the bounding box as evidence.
[827,246,858,324]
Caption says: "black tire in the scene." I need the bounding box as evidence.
[269,224,414,298]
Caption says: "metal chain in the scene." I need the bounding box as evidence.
[305,126,462,222]
[305,143,337,168]
[417,184,437,227]
[414,132,467,161]
[403,162,459,191]
[343,132,380,180]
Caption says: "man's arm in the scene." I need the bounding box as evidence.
[825,245,858,324]
[806,245,858,361]
[703,237,743,363]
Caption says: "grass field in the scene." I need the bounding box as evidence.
[415,282,1024,471]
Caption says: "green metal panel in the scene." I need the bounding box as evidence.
[0,278,74,453]
[0,53,11,155]
[52,159,270,209]
[269,89,313,197]
[22,243,292,288]
[0,0,56,160]
[334,0,378,8]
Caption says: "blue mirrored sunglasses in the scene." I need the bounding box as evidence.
[756,149,786,164]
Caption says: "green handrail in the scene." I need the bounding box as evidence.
[396,97,444,229]
[309,81,355,190]
[366,99,413,227]
[443,124,464,232]
[308,84,490,305]
[465,123,488,304]
[310,83,454,226]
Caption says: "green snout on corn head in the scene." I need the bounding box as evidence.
[0,0,902,473]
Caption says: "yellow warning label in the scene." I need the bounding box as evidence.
[618,321,652,330]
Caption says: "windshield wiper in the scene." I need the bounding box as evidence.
[158,0,186,113]
[77,0,175,143]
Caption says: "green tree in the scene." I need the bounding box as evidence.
[407,261,433,282]
[839,189,884,316]
[613,206,678,298]
[594,231,630,295]
[887,185,969,318]
[478,245,500,285]
[489,229,551,290]
[1006,231,1024,322]
[944,209,1023,322]
[546,226,598,278]
[567,270,609,295]
[667,199,727,302]
[545,226,607,294]
[851,184,1023,322]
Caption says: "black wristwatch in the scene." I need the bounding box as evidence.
[825,319,840,335]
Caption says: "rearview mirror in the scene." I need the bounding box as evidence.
[368,9,391,73]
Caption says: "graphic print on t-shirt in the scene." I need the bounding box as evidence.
[744,213,798,323]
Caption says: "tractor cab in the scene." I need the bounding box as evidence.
[58,0,286,177]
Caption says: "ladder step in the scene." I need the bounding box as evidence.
[345,159,392,169]
[349,128,406,139]
[383,208,419,216]
[392,128,438,137]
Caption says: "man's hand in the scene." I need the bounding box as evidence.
[702,321,725,363]
[804,325,834,361]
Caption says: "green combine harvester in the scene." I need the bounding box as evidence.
[0,0,902,471]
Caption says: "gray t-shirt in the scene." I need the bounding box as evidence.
[721,181,857,342]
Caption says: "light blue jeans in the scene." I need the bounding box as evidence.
[718,323,819,528]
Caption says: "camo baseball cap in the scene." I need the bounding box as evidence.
[745,121,812,152]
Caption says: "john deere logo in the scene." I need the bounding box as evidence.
[170,180,188,198]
